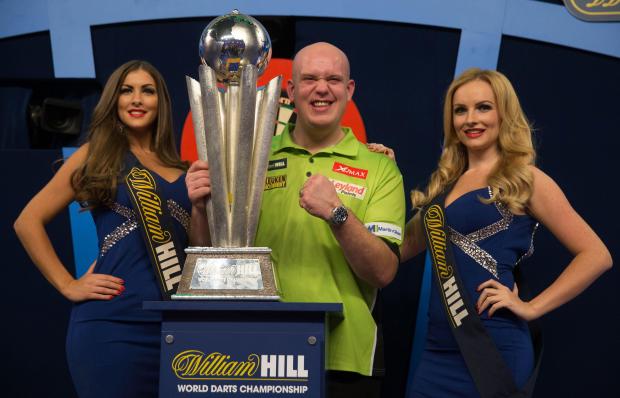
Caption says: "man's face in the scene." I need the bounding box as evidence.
[287,46,355,132]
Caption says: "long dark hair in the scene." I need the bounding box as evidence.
[71,60,187,208]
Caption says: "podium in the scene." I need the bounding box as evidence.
[144,301,342,397]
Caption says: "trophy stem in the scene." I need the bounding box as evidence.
[227,65,258,246]
[198,65,230,247]
[225,84,239,244]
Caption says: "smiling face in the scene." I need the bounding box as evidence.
[117,68,158,135]
[287,43,355,136]
[451,79,500,156]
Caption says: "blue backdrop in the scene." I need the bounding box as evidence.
[2,1,618,397]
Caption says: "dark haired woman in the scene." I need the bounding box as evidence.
[14,60,190,397]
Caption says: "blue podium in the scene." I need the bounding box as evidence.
[144,301,342,397]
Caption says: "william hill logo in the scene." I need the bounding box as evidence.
[564,0,620,21]
[172,350,308,380]
[424,205,468,327]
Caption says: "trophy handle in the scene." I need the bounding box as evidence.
[198,65,231,247]
[186,76,216,243]
[246,75,282,246]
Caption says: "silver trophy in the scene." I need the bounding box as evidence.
[174,10,281,300]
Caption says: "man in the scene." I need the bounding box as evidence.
[187,42,405,396]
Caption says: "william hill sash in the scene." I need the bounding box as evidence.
[125,164,184,300]
[423,191,536,398]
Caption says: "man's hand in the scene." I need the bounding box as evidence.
[185,160,211,209]
[299,174,342,221]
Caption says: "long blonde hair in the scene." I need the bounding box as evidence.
[71,60,187,208]
[412,68,535,213]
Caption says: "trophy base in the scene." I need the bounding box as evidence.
[172,247,280,300]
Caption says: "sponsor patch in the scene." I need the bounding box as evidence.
[268,158,287,171]
[332,162,368,179]
[265,175,287,190]
[330,178,367,200]
[365,222,403,241]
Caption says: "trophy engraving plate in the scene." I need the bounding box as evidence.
[190,258,263,290]
[175,247,278,300]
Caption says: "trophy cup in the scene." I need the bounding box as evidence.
[173,10,281,300]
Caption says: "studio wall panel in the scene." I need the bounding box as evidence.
[498,35,620,398]
[3,149,77,398]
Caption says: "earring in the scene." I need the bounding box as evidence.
[117,121,125,135]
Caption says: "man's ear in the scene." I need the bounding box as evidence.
[346,79,355,101]
[286,79,295,103]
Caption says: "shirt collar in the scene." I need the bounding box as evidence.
[273,123,360,158]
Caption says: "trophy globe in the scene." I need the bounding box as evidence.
[199,9,272,83]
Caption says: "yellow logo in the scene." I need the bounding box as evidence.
[424,205,453,280]
[425,205,469,327]
[126,167,170,244]
[172,350,259,380]
[565,0,620,21]
[265,175,287,190]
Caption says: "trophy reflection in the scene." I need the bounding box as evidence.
[174,10,281,300]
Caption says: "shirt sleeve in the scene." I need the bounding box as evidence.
[362,155,406,246]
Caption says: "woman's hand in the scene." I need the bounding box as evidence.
[476,279,538,321]
[367,143,395,161]
[185,160,211,208]
[61,261,124,302]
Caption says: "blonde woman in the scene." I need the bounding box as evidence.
[14,60,189,397]
[399,68,611,397]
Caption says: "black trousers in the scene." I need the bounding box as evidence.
[326,371,383,398]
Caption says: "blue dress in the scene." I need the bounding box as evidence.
[66,170,190,398]
[411,187,538,397]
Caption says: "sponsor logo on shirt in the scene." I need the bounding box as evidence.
[332,162,368,179]
[265,175,287,190]
[268,158,287,171]
[330,178,366,200]
[365,222,402,241]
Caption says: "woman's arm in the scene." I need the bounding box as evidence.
[477,167,612,320]
[14,144,124,302]
[401,210,427,263]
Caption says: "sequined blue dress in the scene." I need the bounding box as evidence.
[410,187,538,397]
[66,171,190,398]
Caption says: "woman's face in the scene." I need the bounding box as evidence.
[117,69,158,135]
[451,79,500,156]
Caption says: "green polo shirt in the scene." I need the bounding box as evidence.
[255,125,405,376]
